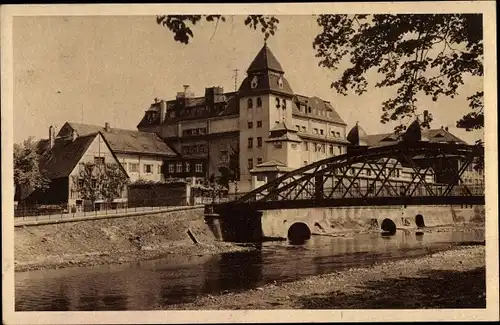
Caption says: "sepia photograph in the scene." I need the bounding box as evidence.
[2,2,498,324]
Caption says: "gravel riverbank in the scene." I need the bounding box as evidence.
[156,245,486,310]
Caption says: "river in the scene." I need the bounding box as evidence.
[15,228,484,311]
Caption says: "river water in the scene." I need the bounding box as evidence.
[15,228,484,311]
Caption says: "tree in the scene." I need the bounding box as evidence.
[156,14,483,133]
[13,137,49,201]
[72,162,129,203]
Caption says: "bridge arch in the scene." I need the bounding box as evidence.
[415,214,425,228]
[381,218,397,235]
[287,222,311,242]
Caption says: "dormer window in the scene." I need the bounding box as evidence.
[278,76,284,89]
[251,76,258,89]
[247,98,253,109]
[256,97,262,107]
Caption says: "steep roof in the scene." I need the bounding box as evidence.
[247,43,284,74]
[347,122,369,146]
[63,122,178,157]
[238,73,294,97]
[292,95,346,126]
[39,133,98,179]
[362,128,468,147]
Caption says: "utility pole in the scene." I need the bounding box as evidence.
[233,69,239,91]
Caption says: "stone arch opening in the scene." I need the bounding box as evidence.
[287,222,312,243]
[415,214,425,228]
[381,218,397,235]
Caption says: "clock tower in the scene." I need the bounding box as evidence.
[237,43,295,192]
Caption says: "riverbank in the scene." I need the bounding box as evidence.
[156,245,485,310]
[14,208,254,272]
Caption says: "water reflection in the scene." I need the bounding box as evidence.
[15,229,484,311]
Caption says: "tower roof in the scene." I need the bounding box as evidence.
[347,122,369,146]
[246,43,285,74]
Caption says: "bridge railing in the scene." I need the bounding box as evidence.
[213,184,484,204]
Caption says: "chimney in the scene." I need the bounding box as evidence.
[159,100,167,124]
[183,85,190,93]
[104,122,111,132]
[445,126,449,132]
[49,125,55,148]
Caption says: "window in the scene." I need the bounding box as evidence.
[157,165,162,174]
[176,162,182,173]
[248,158,253,169]
[185,162,191,172]
[257,120,262,128]
[313,128,319,135]
[144,164,153,173]
[302,126,306,132]
[247,98,253,109]
[257,137,262,147]
[257,97,262,107]
[94,157,105,165]
[331,131,336,137]
[257,157,263,165]
[291,143,297,149]
[128,163,139,173]
[282,100,287,110]
[303,141,309,151]
[257,174,265,181]
[199,145,205,154]
[322,144,326,153]
[320,129,324,135]
[366,169,372,176]
[336,132,341,137]
[78,179,84,189]
[248,137,253,148]
[169,164,175,173]
[274,142,283,149]
[195,163,203,172]
[200,127,207,135]
[308,106,312,113]
[296,125,300,131]
[329,145,334,155]
[338,146,342,154]
[91,179,97,189]
[276,97,280,108]
[314,143,318,152]
[304,161,308,166]
[275,121,280,125]
[248,121,253,129]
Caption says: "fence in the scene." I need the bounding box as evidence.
[13,192,251,220]
[14,197,194,219]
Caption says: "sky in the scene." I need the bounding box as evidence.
[12,15,483,144]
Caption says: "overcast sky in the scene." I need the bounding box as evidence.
[13,15,483,144]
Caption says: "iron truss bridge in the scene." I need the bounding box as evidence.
[209,142,484,213]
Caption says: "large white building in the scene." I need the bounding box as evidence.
[138,43,350,192]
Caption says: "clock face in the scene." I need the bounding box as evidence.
[251,76,258,89]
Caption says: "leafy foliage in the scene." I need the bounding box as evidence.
[14,137,49,200]
[313,14,483,132]
[156,15,279,44]
[72,162,129,202]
